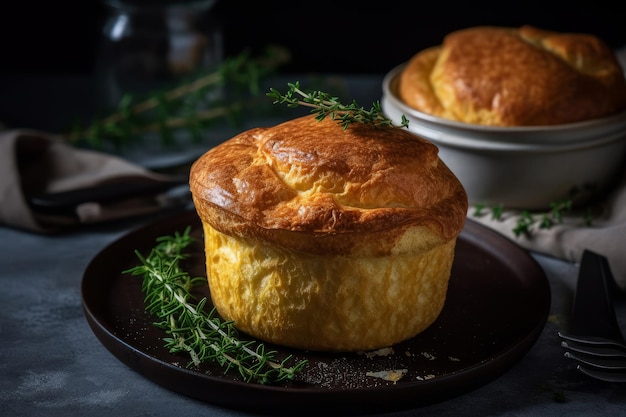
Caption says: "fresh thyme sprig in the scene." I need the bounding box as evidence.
[68,45,291,149]
[472,187,597,237]
[267,81,409,129]
[123,227,307,384]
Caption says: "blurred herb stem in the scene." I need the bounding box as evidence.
[472,185,599,237]
[67,45,290,149]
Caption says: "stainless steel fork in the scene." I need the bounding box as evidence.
[558,250,626,382]
[559,333,626,357]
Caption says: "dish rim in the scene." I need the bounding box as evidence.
[382,63,626,137]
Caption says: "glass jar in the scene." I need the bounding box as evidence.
[96,0,223,108]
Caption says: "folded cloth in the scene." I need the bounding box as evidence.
[468,170,626,291]
[0,129,189,233]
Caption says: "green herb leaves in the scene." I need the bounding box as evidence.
[267,81,409,129]
[124,227,307,384]
[472,186,597,237]
[69,46,290,149]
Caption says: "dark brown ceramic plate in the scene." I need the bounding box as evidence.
[82,210,550,415]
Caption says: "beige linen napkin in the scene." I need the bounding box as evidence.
[468,170,626,291]
[0,129,188,233]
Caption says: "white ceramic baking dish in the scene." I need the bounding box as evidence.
[381,64,626,210]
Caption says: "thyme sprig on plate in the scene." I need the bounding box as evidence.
[124,227,307,384]
[267,81,409,129]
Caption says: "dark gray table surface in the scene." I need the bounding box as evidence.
[1,73,625,417]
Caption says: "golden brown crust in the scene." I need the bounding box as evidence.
[190,115,468,351]
[399,25,626,126]
[190,115,468,256]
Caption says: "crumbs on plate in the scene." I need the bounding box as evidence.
[366,369,408,383]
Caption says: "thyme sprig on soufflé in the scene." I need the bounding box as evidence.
[268,81,409,129]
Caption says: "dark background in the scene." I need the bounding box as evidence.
[1,1,625,76]
[0,1,624,133]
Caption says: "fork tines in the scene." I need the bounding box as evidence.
[558,331,626,382]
